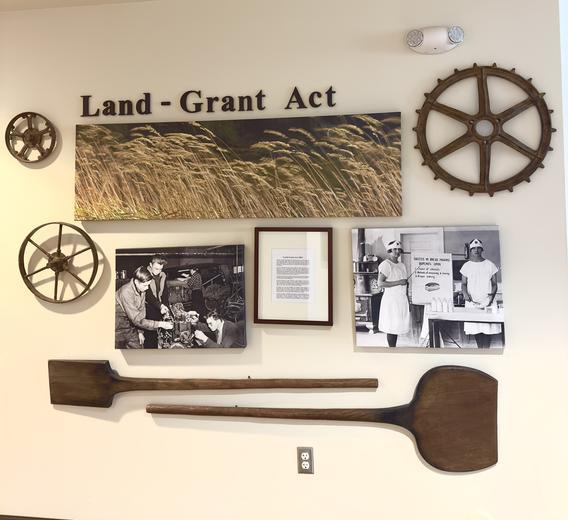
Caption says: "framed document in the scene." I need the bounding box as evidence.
[254,227,333,325]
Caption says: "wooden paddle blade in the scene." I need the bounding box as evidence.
[410,366,497,472]
[49,360,117,408]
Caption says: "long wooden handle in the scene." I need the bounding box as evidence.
[146,404,407,424]
[117,377,378,392]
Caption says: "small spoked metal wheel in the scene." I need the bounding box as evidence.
[414,63,555,196]
[19,222,99,303]
[5,112,57,163]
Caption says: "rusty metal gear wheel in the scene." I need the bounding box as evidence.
[414,63,555,196]
[19,222,99,303]
[5,112,57,163]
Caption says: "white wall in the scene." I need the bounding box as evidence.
[1,1,567,519]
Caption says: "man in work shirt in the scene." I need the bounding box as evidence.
[115,266,173,349]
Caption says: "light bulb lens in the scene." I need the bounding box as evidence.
[448,26,464,44]
[406,29,424,48]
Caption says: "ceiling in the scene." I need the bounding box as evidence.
[0,0,151,11]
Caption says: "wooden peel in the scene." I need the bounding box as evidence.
[0,516,68,520]
[147,365,497,473]
[48,360,378,408]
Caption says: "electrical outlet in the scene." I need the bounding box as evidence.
[297,447,314,474]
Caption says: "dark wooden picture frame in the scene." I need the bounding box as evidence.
[254,227,333,326]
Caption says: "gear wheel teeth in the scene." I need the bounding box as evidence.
[416,65,553,195]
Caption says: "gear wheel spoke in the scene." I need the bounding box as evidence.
[496,98,534,122]
[477,70,491,116]
[497,132,537,160]
[433,133,473,161]
[479,142,491,191]
[431,102,471,124]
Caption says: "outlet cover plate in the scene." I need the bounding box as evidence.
[297,447,314,474]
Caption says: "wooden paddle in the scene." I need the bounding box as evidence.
[0,516,67,520]
[147,365,497,473]
[48,360,378,408]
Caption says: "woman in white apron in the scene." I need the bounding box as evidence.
[378,240,410,347]
[460,238,501,348]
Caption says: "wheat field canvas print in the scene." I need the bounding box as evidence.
[75,113,401,220]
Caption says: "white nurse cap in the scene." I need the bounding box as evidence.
[468,238,483,249]
[386,240,402,252]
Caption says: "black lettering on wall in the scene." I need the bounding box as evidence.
[285,87,307,110]
[81,95,100,117]
[180,90,203,113]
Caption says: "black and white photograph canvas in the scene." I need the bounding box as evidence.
[352,226,505,349]
[115,245,245,349]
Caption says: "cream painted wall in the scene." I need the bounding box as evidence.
[1,1,567,519]
[0,0,151,11]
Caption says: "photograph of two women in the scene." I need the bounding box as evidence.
[353,226,505,349]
